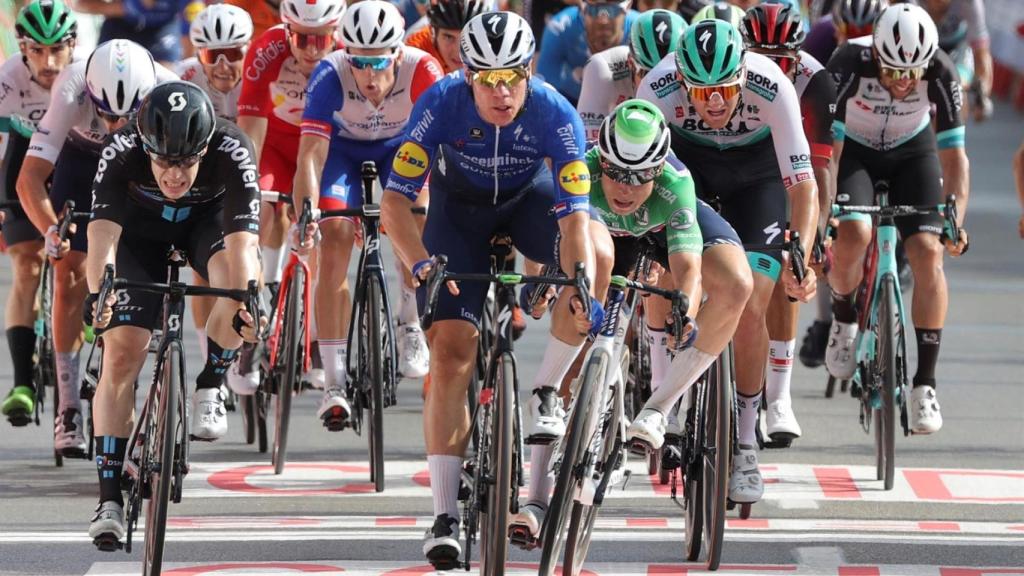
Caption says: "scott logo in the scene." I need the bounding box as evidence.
[168,92,186,112]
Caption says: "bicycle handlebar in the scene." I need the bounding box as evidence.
[831,195,963,249]
[610,275,691,346]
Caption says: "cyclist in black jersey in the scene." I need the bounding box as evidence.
[85,81,265,544]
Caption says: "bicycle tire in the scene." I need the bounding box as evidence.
[365,276,386,492]
[539,350,606,576]
[242,394,256,445]
[683,377,704,561]
[273,267,304,475]
[256,390,269,454]
[142,340,180,576]
[878,275,897,491]
[51,358,61,467]
[702,347,733,570]
[480,352,515,576]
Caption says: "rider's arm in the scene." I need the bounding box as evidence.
[16,156,57,234]
[294,61,342,211]
[939,147,969,226]
[548,99,596,291]
[86,219,121,293]
[576,54,615,142]
[668,251,701,320]
[86,139,129,292]
[767,73,818,260]
[928,50,969,225]
[71,0,126,16]
[236,116,268,167]
[663,174,703,319]
[237,29,283,167]
[966,0,993,96]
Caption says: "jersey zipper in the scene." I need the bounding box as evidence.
[493,124,500,205]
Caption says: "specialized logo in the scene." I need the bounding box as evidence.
[169,92,187,112]
[656,21,669,44]
[392,142,429,178]
[669,208,695,231]
[558,160,591,196]
[699,29,712,53]
[488,14,502,34]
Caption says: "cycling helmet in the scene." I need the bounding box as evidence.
[190,4,254,49]
[630,9,687,71]
[678,0,713,22]
[676,19,744,86]
[873,3,937,69]
[16,0,77,45]
[833,0,887,30]
[86,40,157,117]
[460,11,535,70]
[741,2,806,51]
[599,99,671,172]
[341,1,404,50]
[280,0,347,28]
[690,1,745,29]
[137,81,216,159]
[428,0,494,31]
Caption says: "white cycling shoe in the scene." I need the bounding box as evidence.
[509,502,546,548]
[626,408,666,450]
[910,386,942,434]
[55,408,88,456]
[728,444,764,504]
[525,387,566,444]
[766,399,802,440]
[226,362,260,396]
[825,320,859,380]
[317,387,352,431]
[397,324,430,379]
[191,387,228,441]
[89,501,125,550]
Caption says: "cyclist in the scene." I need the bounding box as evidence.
[404,0,494,74]
[225,0,282,40]
[85,81,264,546]
[378,12,598,568]
[741,1,836,443]
[0,0,77,429]
[825,3,969,434]
[638,19,819,504]
[535,0,640,105]
[73,0,204,65]
[803,0,887,66]
[691,1,746,26]
[176,4,254,122]
[919,0,993,121]
[16,39,175,456]
[293,0,444,426]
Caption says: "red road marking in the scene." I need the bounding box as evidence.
[813,467,862,499]
[627,517,669,528]
[838,567,881,576]
[167,517,321,528]
[375,517,417,526]
[726,518,770,529]
[918,521,961,531]
[206,464,374,495]
[412,469,430,488]
[648,564,798,575]
[164,562,342,575]
[940,569,1024,576]
[904,470,1024,503]
[381,563,600,575]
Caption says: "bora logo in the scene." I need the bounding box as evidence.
[558,160,591,195]
[393,142,429,178]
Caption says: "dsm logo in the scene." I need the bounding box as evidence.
[392,142,430,179]
[558,160,591,196]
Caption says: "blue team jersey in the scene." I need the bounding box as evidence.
[384,73,591,220]
[536,6,639,104]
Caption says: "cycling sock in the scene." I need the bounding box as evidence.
[7,326,36,391]
[765,340,795,405]
[398,282,420,327]
[55,351,81,413]
[737,392,761,446]
[831,289,857,324]
[95,436,127,506]
[427,454,462,520]
[530,337,583,392]
[646,327,670,393]
[815,283,832,322]
[913,328,941,389]
[319,339,348,390]
[527,443,555,506]
[196,339,238,390]
[262,246,285,285]
[196,328,207,360]
[644,347,716,415]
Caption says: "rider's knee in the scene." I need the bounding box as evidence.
[429,322,478,367]
[101,328,149,377]
[905,233,944,271]
[10,249,43,283]
[835,220,872,253]
[704,250,753,311]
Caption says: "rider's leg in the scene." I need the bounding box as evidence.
[53,252,87,414]
[765,281,801,439]
[904,230,947,434]
[315,217,357,422]
[396,189,432,377]
[5,240,43,396]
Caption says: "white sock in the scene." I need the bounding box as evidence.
[318,339,348,390]
[765,340,795,406]
[737,392,761,446]
[815,282,832,322]
[646,327,671,393]
[428,454,463,519]
[197,328,208,361]
[527,443,555,506]
[530,336,583,392]
[55,351,81,413]
[262,246,286,284]
[644,346,717,415]
[398,282,420,327]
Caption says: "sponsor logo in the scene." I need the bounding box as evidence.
[763,221,782,244]
[556,124,580,155]
[649,73,680,98]
[216,136,260,196]
[789,154,812,171]
[950,80,963,112]
[245,39,288,82]
[168,92,187,112]
[392,142,430,178]
[634,204,649,226]
[94,133,139,183]
[795,172,810,183]
[410,110,435,142]
[558,160,591,196]
[679,118,756,135]
[783,176,793,187]
[675,106,686,118]
[746,70,779,102]
[469,127,484,140]
[669,208,695,231]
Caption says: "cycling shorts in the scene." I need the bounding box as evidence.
[99,17,182,62]
[1,131,42,247]
[258,130,300,196]
[671,137,787,281]
[319,135,400,214]
[417,166,562,329]
[836,128,944,239]
[49,142,99,254]
[106,203,230,332]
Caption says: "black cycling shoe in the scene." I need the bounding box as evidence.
[661,434,682,470]
[423,514,461,571]
[798,320,831,368]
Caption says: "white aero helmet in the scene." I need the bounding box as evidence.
[341,0,404,51]
[280,0,347,28]
[459,11,535,70]
[190,4,254,49]
[873,3,938,69]
[85,39,157,116]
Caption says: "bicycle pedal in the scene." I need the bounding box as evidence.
[508,526,539,551]
[425,550,461,572]
[321,409,349,432]
[92,534,123,552]
[628,438,655,455]
[524,433,556,446]
[188,434,217,442]
[60,447,90,459]
[6,412,31,427]
[764,433,796,449]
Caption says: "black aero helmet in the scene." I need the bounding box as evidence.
[137,81,216,159]
[428,0,493,31]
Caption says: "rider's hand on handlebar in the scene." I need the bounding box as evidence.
[413,257,459,295]
[666,315,698,350]
[944,228,969,257]
[781,256,817,302]
[233,308,268,343]
[85,291,117,330]
[569,295,603,338]
[520,282,556,319]
[288,219,319,256]
[45,223,75,259]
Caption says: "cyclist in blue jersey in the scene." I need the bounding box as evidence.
[378,12,599,569]
[74,0,204,64]
[535,0,639,105]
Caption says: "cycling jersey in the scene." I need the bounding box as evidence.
[586,148,701,255]
[175,58,242,121]
[404,27,450,73]
[803,15,838,66]
[237,25,310,136]
[933,0,988,51]
[576,45,634,142]
[225,0,281,40]
[0,54,53,154]
[829,37,965,152]
[27,59,178,163]
[385,73,590,220]
[638,51,814,189]
[536,5,639,104]
[792,51,836,167]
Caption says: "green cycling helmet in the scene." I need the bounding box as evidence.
[16,0,77,45]
[630,9,688,72]
[676,19,744,86]
[598,99,671,173]
[690,1,745,29]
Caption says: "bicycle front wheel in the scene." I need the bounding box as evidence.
[274,267,305,475]
[877,275,898,490]
[480,352,515,576]
[364,275,386,492]
[701,346,733,570]
[142,340,181,576]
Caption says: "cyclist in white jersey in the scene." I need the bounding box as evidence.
[175,4,253,122]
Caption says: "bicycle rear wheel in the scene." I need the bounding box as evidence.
[480,352,515,576]
[364,275,386,492]
[274,267,304,475]
[877,275,898,490]
[701,346,733,570]
[142,340,181,576]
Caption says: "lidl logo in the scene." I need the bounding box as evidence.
[392,142,429,179]
[558,160,591,196]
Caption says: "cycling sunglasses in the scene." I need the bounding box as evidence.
[95,108,127,124]
[145,145,205,170]
[470,67,529,88]
[879,64,926,82]
[346,52,397,71]
[197,46,247,66]
[600,158,663,185]
[288,29,335,51]
[583,0,629,19]
[685,78,743,103]
[837,21,873,40]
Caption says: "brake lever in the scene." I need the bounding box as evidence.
[420,255,448,331]
[787,231,806,303]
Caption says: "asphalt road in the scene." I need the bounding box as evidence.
[0,103,1021,576]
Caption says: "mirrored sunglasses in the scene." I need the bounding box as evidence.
[600,159,663,185]
[583,1,629,19]
[880,64,926,82]
[288,30,335,51]
[145,146,204,170]
[470,67,529,88]
[198,46,247,65]
[346,53,396,71]
[685,79,743,103]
